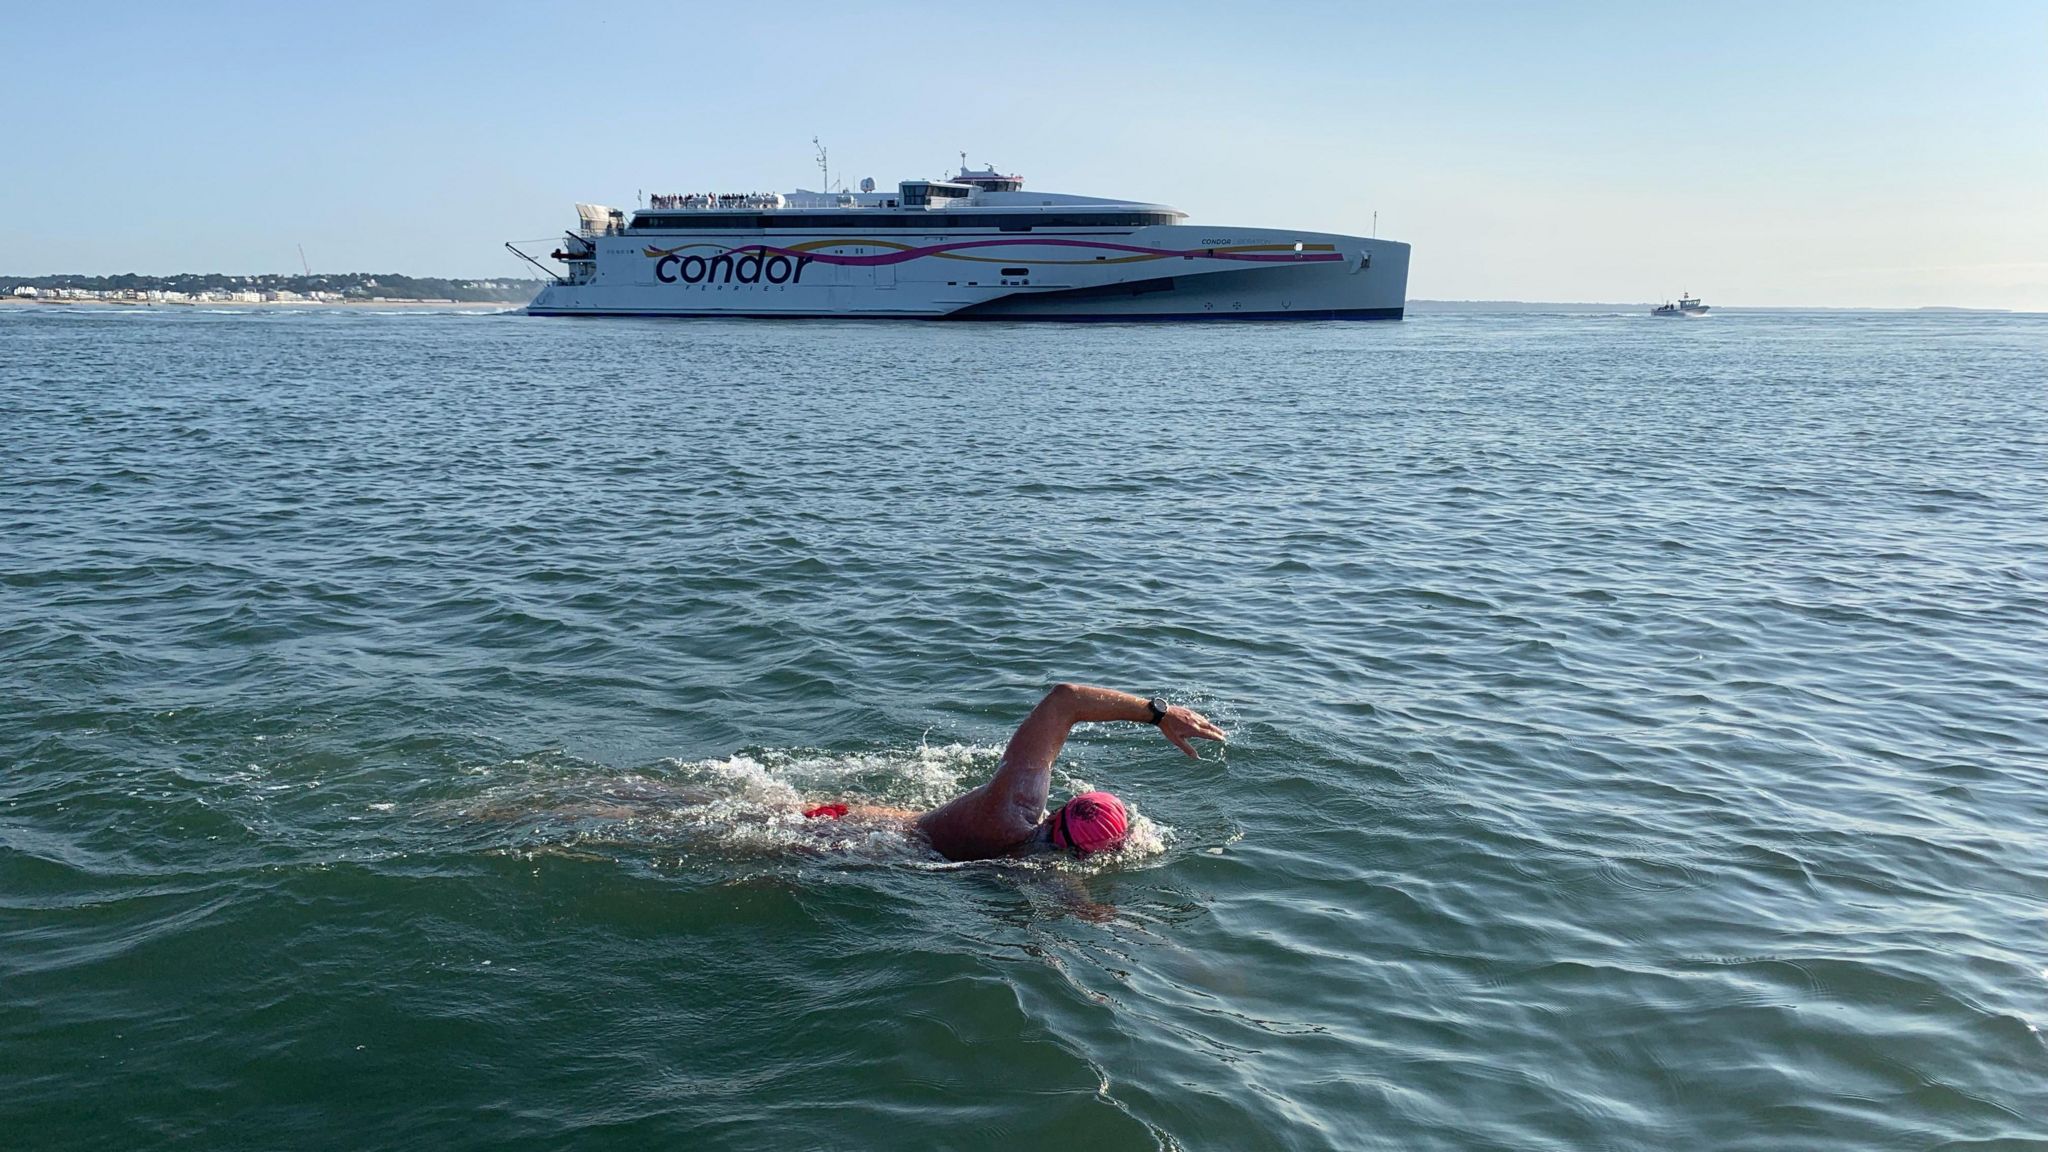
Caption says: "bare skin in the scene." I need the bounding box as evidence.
[914,683,1227,862]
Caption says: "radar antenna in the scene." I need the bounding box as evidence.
[813,137,830,193]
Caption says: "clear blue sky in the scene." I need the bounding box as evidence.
[5,1,2043,307]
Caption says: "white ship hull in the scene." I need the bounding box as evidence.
[527,225,1408,321]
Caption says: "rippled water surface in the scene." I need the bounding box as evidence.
[4,306,2045,1149]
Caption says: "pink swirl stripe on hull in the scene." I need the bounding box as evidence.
[643,236,1345,268]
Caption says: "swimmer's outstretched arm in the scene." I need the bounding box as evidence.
[917,684,1225,860]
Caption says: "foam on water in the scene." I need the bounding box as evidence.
[447,742,1174,870]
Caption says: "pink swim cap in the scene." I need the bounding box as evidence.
[1051,792,1129,856]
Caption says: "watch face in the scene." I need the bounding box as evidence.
[1149,697,1169,721]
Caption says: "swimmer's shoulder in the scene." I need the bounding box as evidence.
[1000,822,1059,860]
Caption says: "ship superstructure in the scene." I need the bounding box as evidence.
[514,164,1408,321]
[1652,293,1710,317]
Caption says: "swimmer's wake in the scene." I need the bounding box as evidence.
[459,684,1224,868]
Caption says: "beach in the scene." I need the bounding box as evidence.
[1,297,524,311]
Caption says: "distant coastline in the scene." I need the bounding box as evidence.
[4,279,2024,315]
[2,272,542,306]
[0,297,519,311]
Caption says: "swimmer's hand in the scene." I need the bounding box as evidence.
[1161,705,1227,760]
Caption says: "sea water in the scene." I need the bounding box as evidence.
[3,306,2043,1149]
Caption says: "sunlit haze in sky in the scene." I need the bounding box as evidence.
[5,2,2043,308]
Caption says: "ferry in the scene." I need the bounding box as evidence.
[1652,293,1709,317]
[512,162,1409,321]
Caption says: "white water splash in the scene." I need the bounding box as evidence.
[455,743,1172,868]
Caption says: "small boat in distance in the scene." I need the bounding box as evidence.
[1652,293,1710,317]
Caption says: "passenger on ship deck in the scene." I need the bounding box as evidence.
[808,683,1226,862]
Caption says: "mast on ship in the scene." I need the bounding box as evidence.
[813,137,833,193]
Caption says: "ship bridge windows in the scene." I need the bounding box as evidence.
[898,180,974,207]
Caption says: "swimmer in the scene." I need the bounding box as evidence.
[807,684,1226,862]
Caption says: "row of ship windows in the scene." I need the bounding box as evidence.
[630,211,1180,231]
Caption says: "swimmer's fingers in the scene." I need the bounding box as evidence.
[1163,706,1228,747]
[1166,729,1200,759]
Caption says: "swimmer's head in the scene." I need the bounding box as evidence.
[1050,791,1128,856]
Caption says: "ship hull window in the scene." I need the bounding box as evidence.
[632,211,1179,231]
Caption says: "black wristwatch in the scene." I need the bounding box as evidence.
[1146,696,1170,725]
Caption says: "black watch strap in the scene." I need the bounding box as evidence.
[1146,696,1170,725]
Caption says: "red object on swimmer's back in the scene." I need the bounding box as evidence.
[803,803,849,820]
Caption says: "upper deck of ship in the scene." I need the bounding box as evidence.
[604,166,1187,234]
